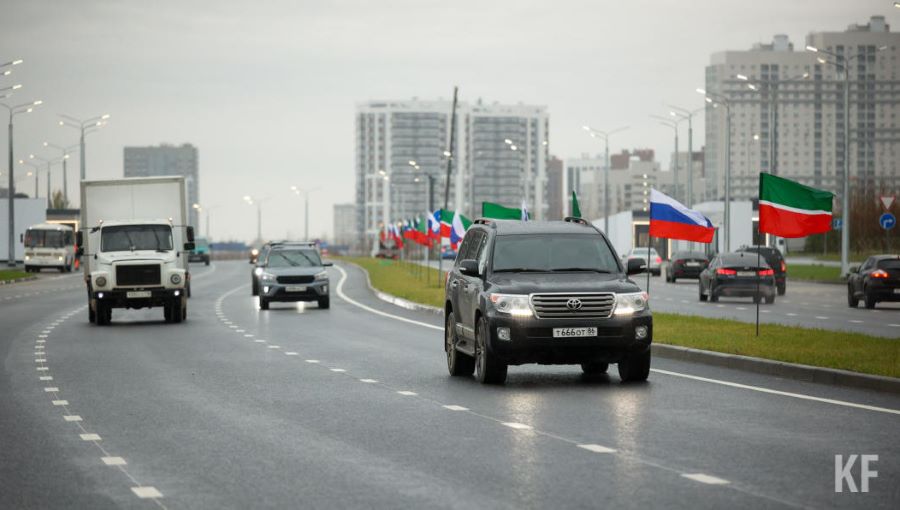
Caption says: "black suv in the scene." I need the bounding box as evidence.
[444,218,652,385]
[736,246,786,295]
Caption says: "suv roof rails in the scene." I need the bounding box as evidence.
[473,218,497,228]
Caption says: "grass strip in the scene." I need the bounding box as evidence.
[339,256,899,378]
[0,269,30,283]
[788,263,844,284]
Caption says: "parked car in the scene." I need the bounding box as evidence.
[623,247,662,276]
[736,246,787,295]
[444,217,652,385]
[847,254,900,309]
[665,251,709,282]
[255,243,332,310]
[699,252,776,304]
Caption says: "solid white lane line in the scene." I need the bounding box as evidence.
[577,444,617,454]
[651,369,900,415]
[359,379,378,383]
[102,457,127,466]
[443,405,469,411]
[682,473,730,485]
[80,433,101,441]
[397,391,418,396]
[502,422,533,430]
[334,265,442,331]
[63,415,82,422]
[131,486,163,499]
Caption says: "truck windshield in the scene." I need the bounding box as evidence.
[267,249,321,268]
[24,229,69,248]
[101,225,174,252]
[492,234,620,273]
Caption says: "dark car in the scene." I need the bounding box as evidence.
[665,250,709,282]
[737,246,786,295]
[256,244,332,310]
[847,255,900,309]
[699,252,776,304]
[444,217,652,385]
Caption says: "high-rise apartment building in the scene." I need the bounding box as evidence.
[704,16,900,202]
[565,154,668,221]
[123,144,199,228]
[545,156,564,220]
[355,99,548,250]
[332,203,356,248]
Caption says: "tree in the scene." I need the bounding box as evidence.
[51,190,70,210]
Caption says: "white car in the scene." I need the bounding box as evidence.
[623,247,662,276]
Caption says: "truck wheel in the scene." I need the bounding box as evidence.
[259,298,269,310]
[95,303,110,326]
[618,349,650,382]
[88,302,96,323]
[318,296,330,309]
[164,304,172,322]
[58,266,66,273]
[474,316,507,384]
[171,298,184,323]
[204,258,210,266]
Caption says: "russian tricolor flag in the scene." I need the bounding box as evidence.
[649,189,715,243]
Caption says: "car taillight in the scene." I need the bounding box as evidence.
[655,257,662,263]
[716,268,737,275]
[780,261,786,272]
[871,269,889,279]
[758,269,774,276]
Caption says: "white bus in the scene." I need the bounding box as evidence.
[23,223,76,273]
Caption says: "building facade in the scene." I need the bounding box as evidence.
[355,99,548,251]
[565,154,669,221]
[332,203,356,248]
[123,144,200,228]
[545,155,564,220]
[704,16,900,203]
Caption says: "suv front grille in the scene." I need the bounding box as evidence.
[531,293,615,319]
[116,264,161,287]
[277,275,315,284]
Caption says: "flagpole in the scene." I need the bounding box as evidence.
[755,240,761,337]
[646,234,652,295]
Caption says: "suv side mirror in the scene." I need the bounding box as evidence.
[626,258,646,276]
[186,226,195,242]
[459,259,480,277]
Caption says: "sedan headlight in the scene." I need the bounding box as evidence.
[260,272,276,282]
[314,271,328,281]
[95,276,108,288]
[613,292,649,316]
[490,293,532,317]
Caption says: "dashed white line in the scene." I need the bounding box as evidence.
[35,359,47,363]
[305,360,320,364]
[442,405,469,411]
[36,367,48,371]
[502,422,533,431]
[102,456,127,466]
[682,473,730,485]
[44,387,59,392]
[63,415,82,422]
[243,334,254,338]
[397,391,418,396]
[330,368,346,373]
[815,316,829,320]
[786,313,797,317]
[285,352,299,356]
[849,320,864,324]
[52,400,68,406]
[267,345,280,350]
[80,433,102,441]
[254,339,266,343]
[577,444,616,454]
[131,486,163,499]
[39,376,53,381]
[359,379,378,383]
[889,324,900,328]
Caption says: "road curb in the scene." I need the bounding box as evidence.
[652,344,900,394]
[0,275,37,285]
[344,260,900,395]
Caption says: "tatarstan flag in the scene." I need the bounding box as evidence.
[759,173,834,238]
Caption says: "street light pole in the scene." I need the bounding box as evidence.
[30,154,64,209]
[582,125,628,234]
[651,115,680,200]
[669,106,704,207]
[59,113,110,180]
[2,97,41,266]
[697,89,731,252]
[44,142,78,205]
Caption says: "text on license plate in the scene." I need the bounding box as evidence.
[126,291,151,299]
[552,327,598,338]
[685,262,700,267]
[737,271,756,277]
[286,285,307,292]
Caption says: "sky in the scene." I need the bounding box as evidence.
[0,0,888,243]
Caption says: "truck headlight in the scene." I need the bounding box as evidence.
[490,293,532,317]
[614,292,649,316]
[314,271,328,281]
[170,274,182,285]
[95,276,107,287]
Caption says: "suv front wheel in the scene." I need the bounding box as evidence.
[618,349,650,382]
[475,316,507,384]
[445,312,474,376]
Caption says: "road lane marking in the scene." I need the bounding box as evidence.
[243,334,254,338]
[443,405,469,411]
[682,473,730,485]
[502,422,533,430]
[63,415,82,422]
[577,444,616,454]
[254,339,266,343]
[397,391,418,396]
[131,487,163,499]
[334,265,443,331]
[36,367,48,371]
[305,360,320,364]
[267,345,280,349]
[889,324,900,328]
[80,433,101,441]
[330,368,346,373]
[849,320,863,324]
[39,376,52,381]
[651,369,900,415]
[786,313,797,316]
[44,387,59,392]
[285,352,299,356]
[35,359,47,363]
[359,379,378,383]
[102,457,127,466]
[815,316,829,320]
[52,400,68,406]
[736,307,747,311]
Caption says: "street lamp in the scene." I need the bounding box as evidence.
[58,113,110,180]
[29,154,66,208]
[652,116,681,199]
[582,125,628,234]
[43,141,79,205]
[242,195,268,245]
[18,158,40,199]
[668,105,705,207]
[290,185,320,241]
[697,88,732,252]
[806,44,887,277]
[1,97,42,267]
[0,84,22,94]
[744,133,760,194]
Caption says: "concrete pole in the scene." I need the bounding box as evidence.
[45,163,50,209]
[79,128,86,180]
[304,191,309,241]
[723,103,732,253]
[840,65,850,277]
[604,135,610,234]
[686,114,693,207]
[62,157,68,205]
[6,117,13,266]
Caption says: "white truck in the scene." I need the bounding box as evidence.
[77,177,195,325]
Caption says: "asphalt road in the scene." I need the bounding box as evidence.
[1,260,898,509]
[632,273,900,338]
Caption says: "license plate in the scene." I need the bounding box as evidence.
[893,288,900,295]
[685,262,700,267]
[737,271,756,277]
[126,291,151,299]
[553,327,598,338]
[285,285,307,292]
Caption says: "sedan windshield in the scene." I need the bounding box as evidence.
[267,249,321,268]
[492,234,620,273]
[101,225,173,252]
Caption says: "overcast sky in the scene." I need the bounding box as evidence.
[0,0,887,243]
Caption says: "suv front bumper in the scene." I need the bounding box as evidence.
[484,310,652,365]
[259,280,329,302]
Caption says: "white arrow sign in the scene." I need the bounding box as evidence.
[881,196,895,210]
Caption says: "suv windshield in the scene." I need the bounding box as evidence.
[101,225,173,252]
[267,249,321,268]
[492,234,620,273]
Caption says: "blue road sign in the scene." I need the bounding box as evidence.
[832,218,842,230]
[880,213,896,231]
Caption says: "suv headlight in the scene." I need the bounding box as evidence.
[614,292,649,316]
[490,293,532,317]
[260,272,276,282]
[314,271,328,281]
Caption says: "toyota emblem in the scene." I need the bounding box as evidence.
[566,298,583,310]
